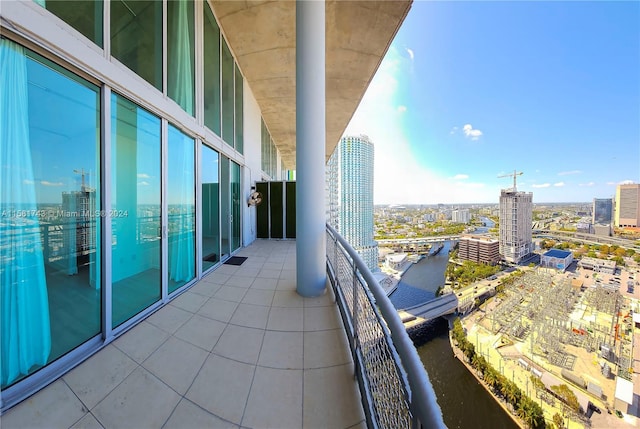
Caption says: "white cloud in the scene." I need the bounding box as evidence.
[23,179,35,185]
[558,170,581,176]
[137,173,151,179]
[619,180,635,185]
[462,124,483,141]
[397,105,407,113]
[41,180,64,187]
[553,182,565,187]
[531,183,551,188]
[138,181,150,186]
[453,174,469,180]
[406,47,414,61]
[450,126,458,135]
[579,182,595,187]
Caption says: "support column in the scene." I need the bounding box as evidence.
[296,0,326,297]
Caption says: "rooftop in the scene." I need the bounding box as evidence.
[1,240,365,429]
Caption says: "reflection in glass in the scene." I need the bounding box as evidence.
[203,3,221,135]
[201,145,220,271]
[168,125,195,293]
[111,0,162,90]
[35,0,104,47]
[168,0,194,115]
[221,38,234,146]
[234,64,243,154]
[111,93,161,328]
[1,40,101,389]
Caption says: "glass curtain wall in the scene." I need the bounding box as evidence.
[168,125,195,293]
[110,93,161,328]
[1,40,101,389]
[34,0,104,47]
[201,145,220,270]
[111,0,162,90]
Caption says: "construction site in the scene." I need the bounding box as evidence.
[464,266,639,427]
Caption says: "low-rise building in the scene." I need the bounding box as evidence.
[386,253,409,271]
[578,257,616,274]
[540,249,573,272]
[458,234,500,265]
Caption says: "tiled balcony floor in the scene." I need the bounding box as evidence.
[2,240,365,429]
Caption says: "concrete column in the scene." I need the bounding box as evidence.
[296,0,326,297]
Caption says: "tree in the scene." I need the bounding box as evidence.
[530,374,545,395]
[550,384,580,415]
[553,412,565,429]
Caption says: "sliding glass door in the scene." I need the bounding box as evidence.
[168,126,195,293]
[201,145,220,271]
[110,94,161,328]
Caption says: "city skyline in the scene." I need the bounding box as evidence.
[344,1,640,205]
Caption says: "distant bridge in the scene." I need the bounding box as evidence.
[398,281,498,328]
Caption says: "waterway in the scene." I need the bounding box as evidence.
[389,240,517,428]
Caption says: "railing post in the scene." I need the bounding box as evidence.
[352,260,358,374]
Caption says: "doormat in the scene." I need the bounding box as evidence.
[224,256,247,266]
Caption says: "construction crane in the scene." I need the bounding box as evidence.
[498,170,523,191]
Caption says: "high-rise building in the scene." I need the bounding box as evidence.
[592,197,613,236]
[615,184,640,228]
[451,209,470,224]
[499,185,533,264]
[327,135,378,271]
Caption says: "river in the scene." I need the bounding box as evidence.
[388,240,518,428]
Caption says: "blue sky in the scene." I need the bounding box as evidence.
[344,1,640,205]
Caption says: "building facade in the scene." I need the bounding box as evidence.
[451,209,470,224]
[327,135,378,271]
[0,0,411,412]
[499,188,533,264]
[593,197,613,236]
[615,184,640,228]
[540,249,573,272]
[458,234,500,265]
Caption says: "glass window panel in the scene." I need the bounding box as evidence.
[111,93,161,328]
[1,40,101,389]
[203,3,221,135]
[111,0,162,90]
[168,125,195,293]
[234,64,243,154]
[221,38,234,146]
[35,0,104,47]
[220,156,230,258]
[168,0,194,115]
[231,161,241,251]
[201,145,219,270]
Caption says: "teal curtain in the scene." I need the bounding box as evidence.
[169,126,195,285]
[168,0,194,115]
[0,39,52,387]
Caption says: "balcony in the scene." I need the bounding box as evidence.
[2,229,443,428]
[2,239,365,428]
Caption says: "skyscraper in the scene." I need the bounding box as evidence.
[499,183,533,264]
[615,183,640,228]
[327,135,378,271]
[593,197,613,236]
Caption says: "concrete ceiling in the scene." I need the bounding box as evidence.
[211,0,412,169]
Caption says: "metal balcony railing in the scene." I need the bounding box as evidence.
[325,224,446,429]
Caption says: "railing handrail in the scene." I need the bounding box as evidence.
[326,223,446,429]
